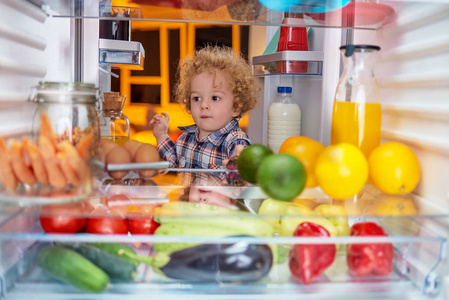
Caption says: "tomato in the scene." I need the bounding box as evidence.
[128,213,160,235]
[85,205,129,234]
[85,216,129,235]
[39,201,92,234]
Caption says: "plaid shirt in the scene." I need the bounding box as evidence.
[157,119,250,170]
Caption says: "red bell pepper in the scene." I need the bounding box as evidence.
[289,222,336,285]
[346,222,394,277]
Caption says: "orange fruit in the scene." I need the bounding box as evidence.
[368,142,420,194]
[279,136,325,188]
[237,144,273,184]
[314,143,369,200]
[256,154,306,201]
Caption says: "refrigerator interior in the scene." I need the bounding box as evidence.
[0,0,448,299]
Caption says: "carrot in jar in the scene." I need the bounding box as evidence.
[38,136,67,189]
[22,137,48,185]
[57,140,88,185]
[77,132,94,159]
[10,140,37,186]
[57,151,81,187]
[0,137,19,190]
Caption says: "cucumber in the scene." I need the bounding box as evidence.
[60,242,137,282]
[87,242,139,267]
[38,245,109,293]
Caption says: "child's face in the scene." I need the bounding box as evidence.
[189,185,236,208]
[190,70,240,139]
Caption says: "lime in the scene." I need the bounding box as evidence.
[256,154,306,201]
[237,144,273,184]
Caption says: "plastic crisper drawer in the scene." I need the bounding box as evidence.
[0,171,447,300]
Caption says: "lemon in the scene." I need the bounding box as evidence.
[314,143,368,200]
[256,154,306,201]
[237,144,273,184]
[365,194,417,216]
[368,142,420,194]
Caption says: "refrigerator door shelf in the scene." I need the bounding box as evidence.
[99,39,145,70]
[252,51,324,76]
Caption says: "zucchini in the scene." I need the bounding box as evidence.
[37,245,109,293]
[60,242,138,282]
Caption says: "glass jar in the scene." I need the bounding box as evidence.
[99,92,130,146]
[331,45,382,159]
[27,81,100,196]
[267,86,301,153]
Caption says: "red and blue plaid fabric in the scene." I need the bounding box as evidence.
[157,119,250,170]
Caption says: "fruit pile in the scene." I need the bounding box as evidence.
[237,136,421,201]
[237,144,306,201]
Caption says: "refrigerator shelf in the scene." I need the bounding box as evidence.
[0,224,445,299]
[99,39,145,70]
[33,0,403,30]
[0,172,447,299]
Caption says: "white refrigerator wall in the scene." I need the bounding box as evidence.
[0,0,99,138]
[369,2,449,210]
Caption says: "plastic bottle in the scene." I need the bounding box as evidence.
[331,45,381,159]
[99,92,130,146]
[268,86,301,153]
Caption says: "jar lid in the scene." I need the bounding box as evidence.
[278,86,292,93]
[340,45,381,57]
[102,92,126,111]
[29,81,99,104]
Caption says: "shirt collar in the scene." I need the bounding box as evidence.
[178,119,240,146]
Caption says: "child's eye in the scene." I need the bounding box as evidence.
[212,96,221,101]
[192,96,201,102]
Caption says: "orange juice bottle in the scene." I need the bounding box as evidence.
[331,45,382,159]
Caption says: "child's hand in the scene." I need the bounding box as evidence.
[233,145,245,157]
[222,145,246,167]
[149,112,170,144]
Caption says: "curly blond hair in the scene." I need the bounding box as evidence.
[174,45,259,119]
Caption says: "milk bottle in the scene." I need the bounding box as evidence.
[267,86,301,153]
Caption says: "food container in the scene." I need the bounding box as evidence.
[99,92,130,146]
[0,82,100,205]
[0,170,445,299]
